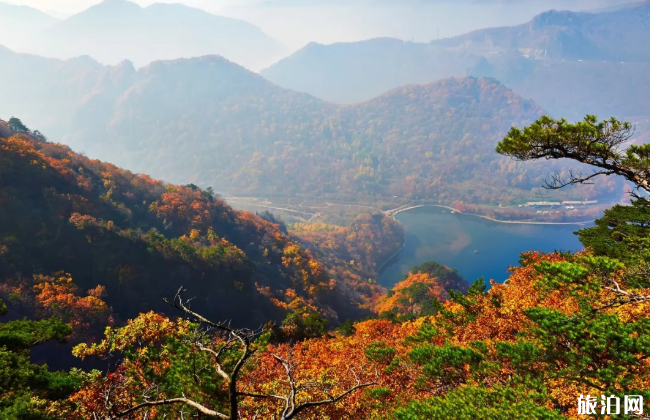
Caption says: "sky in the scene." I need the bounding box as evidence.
[6,0,240,17]
[5,0,635,51]
[4,0,503,47]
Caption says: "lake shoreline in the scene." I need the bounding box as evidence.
[376,239,407,279]
[377,205,589,288]
[225,196,596,226]
[387,204,594,226]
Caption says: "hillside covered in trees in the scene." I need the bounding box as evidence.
[0,119,386,344]
[1,113,649,418]
[67,67,551,204]
[0,48,618,206]
[289,214,405,308]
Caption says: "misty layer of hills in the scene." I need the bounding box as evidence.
[1,0,646,204]
[0,2,58,49]
[221,0,635,49]
[261,2,650,121]
[0,0,285,70]
[1,47,608,205]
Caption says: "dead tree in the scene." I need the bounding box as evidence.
[99,287,378,420]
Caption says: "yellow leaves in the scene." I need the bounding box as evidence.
[285,289,297,300]
[189,228,201,241]
[73,312,191,360]
[283,243,302,257]
[308,260,323,277]
[71,343,90,359]
[290,222,339,233]
[609,291,650,322]
[354,165,375,180]
[281,256,292,268]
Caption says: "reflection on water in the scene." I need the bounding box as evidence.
[379,206,589,288]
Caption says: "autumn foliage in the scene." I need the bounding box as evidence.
[63,251,650,419]
[2,120,650,419]
[0,272,112,342]
[290,214,404,307]
[0,131,367,333]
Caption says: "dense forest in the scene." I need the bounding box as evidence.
[2,114,649,418]
[0,119,385,343]
[64,67,610,205]
[289,214,404,308]
[2,0,649,418]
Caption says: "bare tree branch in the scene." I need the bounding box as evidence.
[270,351,379,420]
[542,169,616,190]
[98,287,378,420]
[108,397,228,419]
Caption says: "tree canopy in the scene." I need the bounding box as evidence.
[497,115,650,193]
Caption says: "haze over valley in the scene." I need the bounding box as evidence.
[3,1,650,207]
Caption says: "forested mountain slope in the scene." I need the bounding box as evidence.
[0,122,370,331]
[1,50,614,205]
[63,57,556,204]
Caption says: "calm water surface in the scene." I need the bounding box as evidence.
[379,206,590,288]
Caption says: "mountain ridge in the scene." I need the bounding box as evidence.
[19,0,285,70]
[0,123,371,329]
[0,49,616,207]
[433,2,650,62]
[261,2,650,120]
[63,57,554,203]
[0,1,59,50]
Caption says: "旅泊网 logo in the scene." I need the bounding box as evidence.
[577,394,644,416]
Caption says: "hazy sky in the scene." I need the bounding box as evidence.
[6,0,240,16]
[5,0,635,51]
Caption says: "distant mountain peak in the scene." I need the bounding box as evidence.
[96,0,140,7]
[530,9,587,28]
[77,0,143,16]
[33,0,284,69]
[0,1,57,16]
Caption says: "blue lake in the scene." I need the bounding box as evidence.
[378,206,590,288]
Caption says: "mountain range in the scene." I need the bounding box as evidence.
[3,2,645,205]
[1,0,285,70]
[2,47,608,206]
[261,2,650,121]
[434,3,650,62]
[222,0,635,50]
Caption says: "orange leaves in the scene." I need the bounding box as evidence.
[0,273,113,342]
[237,317,425,419]
[452,252,585,343]
[374,272,447,316]
[239,251,650,419]
[290,214,404,307]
